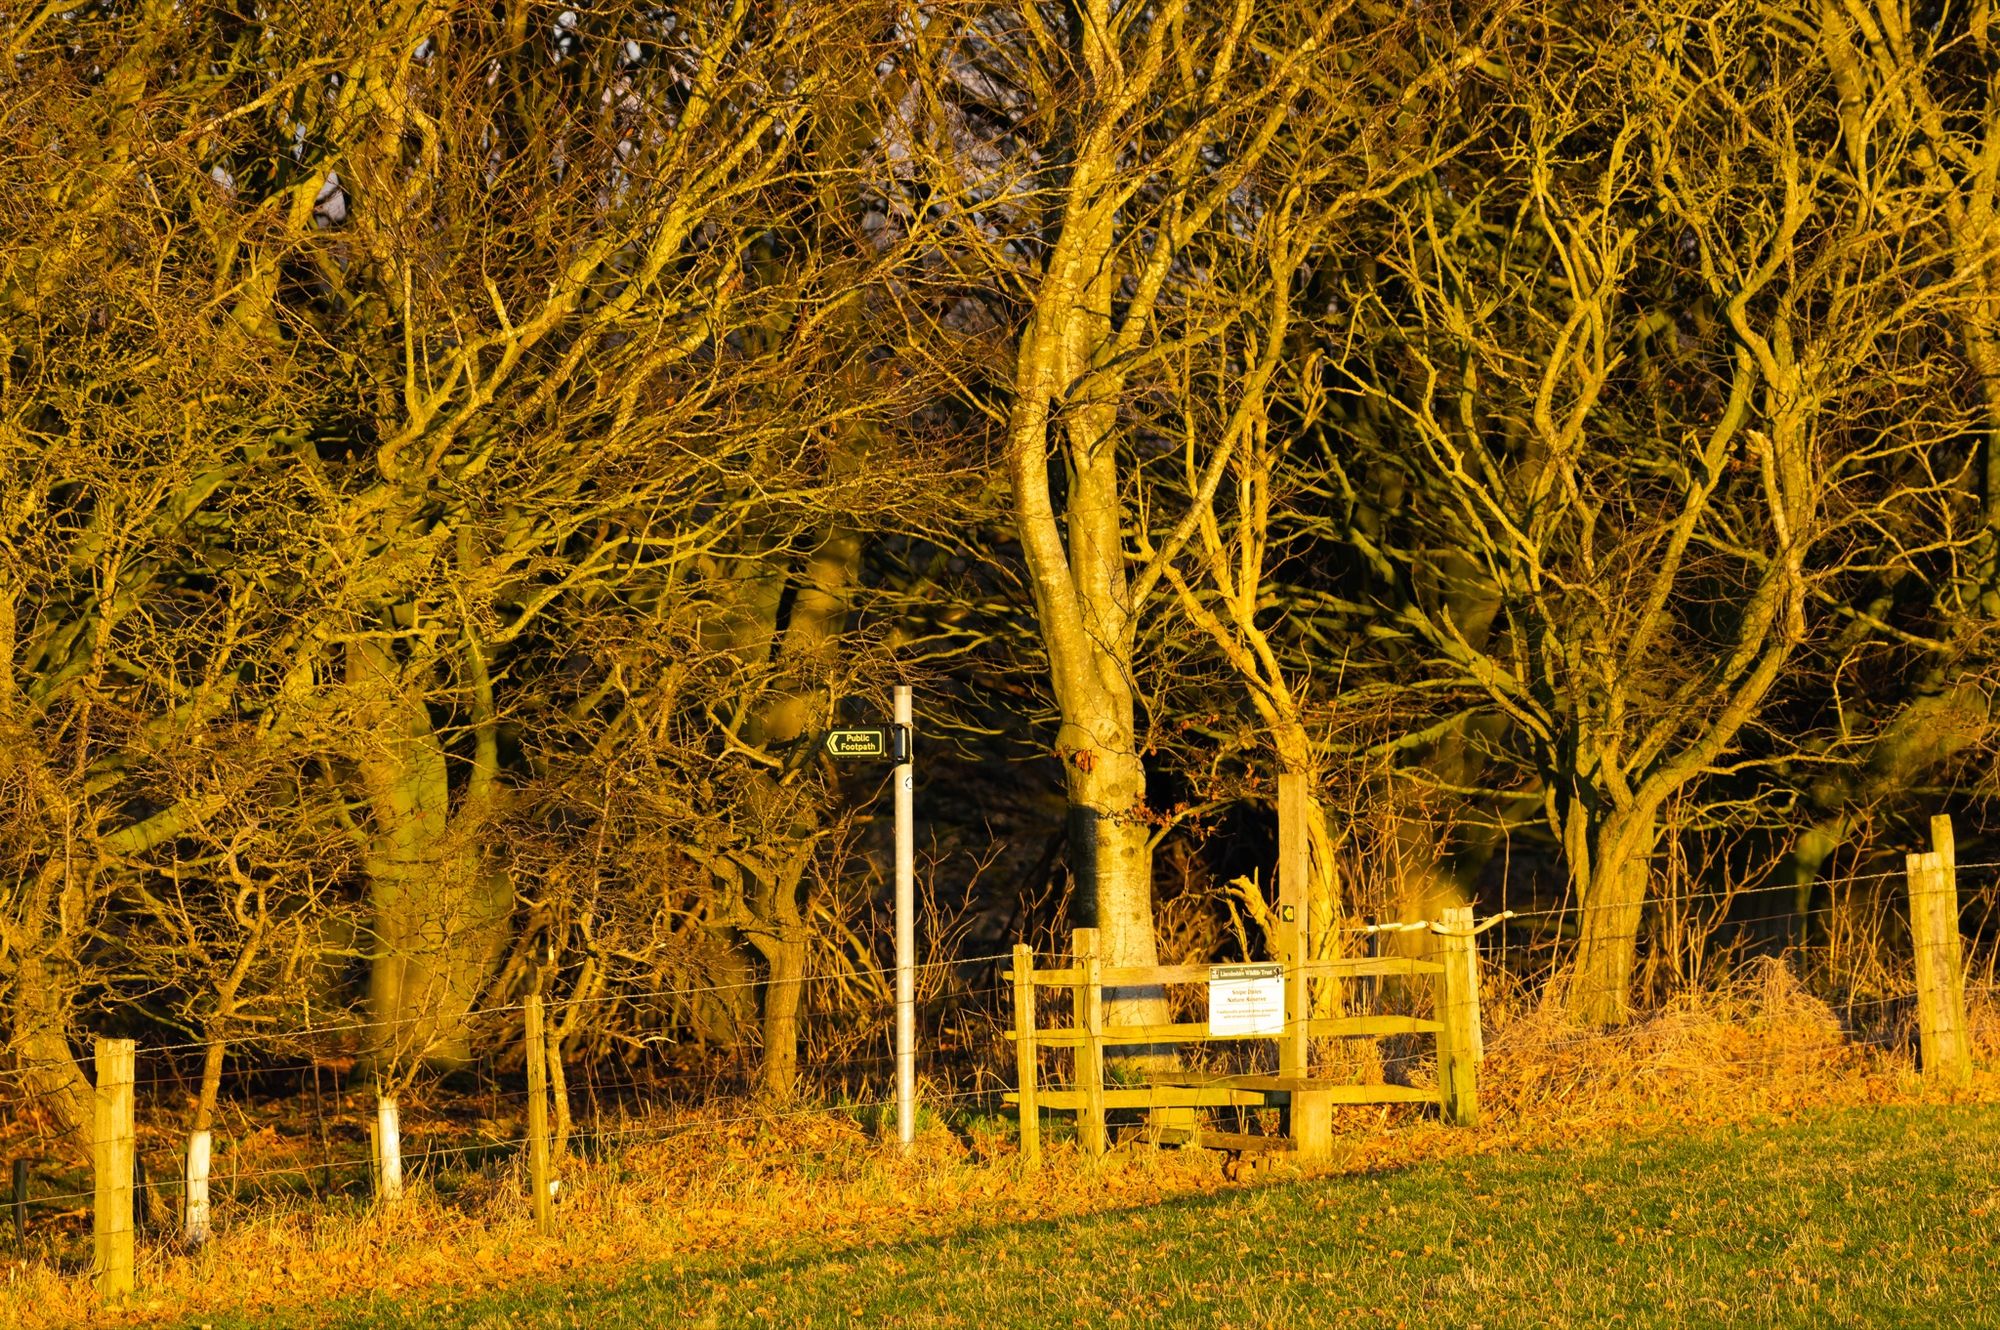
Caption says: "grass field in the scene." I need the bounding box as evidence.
[193,1102,2000,1329]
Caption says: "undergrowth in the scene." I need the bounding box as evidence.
[3,966,1994,1329]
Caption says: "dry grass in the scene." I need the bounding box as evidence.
[5,960,1997,1330]
[1481,958,1893,1124]
[0,1096,1236,1329]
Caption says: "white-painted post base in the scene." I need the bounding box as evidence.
[184,1130,211,1244]
[374,1092,403,1202]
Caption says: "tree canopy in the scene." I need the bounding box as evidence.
[3,0,1995,1151]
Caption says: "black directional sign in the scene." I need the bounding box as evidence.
[825,727,890,760]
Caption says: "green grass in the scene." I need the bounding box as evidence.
[217,1103,2000,1329]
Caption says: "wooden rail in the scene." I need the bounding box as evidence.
[1008,1015,1444,1047]
[1010,922,1481,1166]
[1007,956,1447,987]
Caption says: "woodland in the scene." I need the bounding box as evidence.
[2,0,1998,1169]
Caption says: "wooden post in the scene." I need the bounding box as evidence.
[1363,915,1380,1012]
[92,1037,136,1299]
[1909,827,1971,1088]
[1276,774,1311,1080]
[1289,1090,1334,1162]
[184,1130,211,1245]
[1433,907,1479,1126]
[1464,920,1486,1064]
[373,1083,403,1202]
[525,992,554,1235]
[1072,928,1107,1158]
[1011,944,1040,1168]
[11,1158,29,1244]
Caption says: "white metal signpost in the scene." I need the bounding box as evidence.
[1207,963,1286,1037]
[824,689,916,1150]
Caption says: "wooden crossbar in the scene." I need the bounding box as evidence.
[1005,1084,1440,1110]
[1007,1014,1444,1046]
[1148,1071,1415,1094]
[1134,1127,1295,1153]
[1003,956,1446,987]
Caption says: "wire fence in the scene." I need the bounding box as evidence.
[0,948,1027,1253]
[2,849,1993,1263]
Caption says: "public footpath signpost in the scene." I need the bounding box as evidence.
[824,686,916,1150]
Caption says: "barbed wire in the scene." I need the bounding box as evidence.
[3,859,1992,1252]
[0,1026,1015,1122]
[1397,862,2000,931]
[13,950,1022,1064]
[7,1085,1010,1216]
[6,860,1987,1087]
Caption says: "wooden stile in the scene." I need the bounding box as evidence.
[525,991,554,1234]
[93,1037,136,1299]
[1012,944,1040,1167]
[1909,820,1972,1088]
[1073,929,1107,1158]
[1433,907,1479,1126]
[1001,909,1481,1164]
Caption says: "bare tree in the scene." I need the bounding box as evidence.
[887,0,1480,1023]
[1325,3,1967,1019]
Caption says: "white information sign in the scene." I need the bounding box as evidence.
[1207,963,1286,1037]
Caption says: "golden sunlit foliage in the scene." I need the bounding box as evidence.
[2,0,1997,1152]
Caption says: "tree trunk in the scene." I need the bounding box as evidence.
[735,838,815,1102]
[1014,360,1170,1031]
[1567,808,1659,1024]
[9,952,93,1162]
[192,1038,226,1135]
[349,639,510,1068]
[754,924,808,1102]
[688,925,757,1049]
[1066,745,1163,1025]
[1781,817,1848,944]
[708,515,862,1099]
[545,1020,571,1160]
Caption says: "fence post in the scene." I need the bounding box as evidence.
[93,1037,135,1299]
[525,991,554,1235]
[1277,774,1312,1080]
[1434,907,1480,1127]
[184,1130,211,1245]
[373,1082,403,1202]
[1072,928,1107,1158]
[1909,827,1971,1088]
[1011,944,1040,1168]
